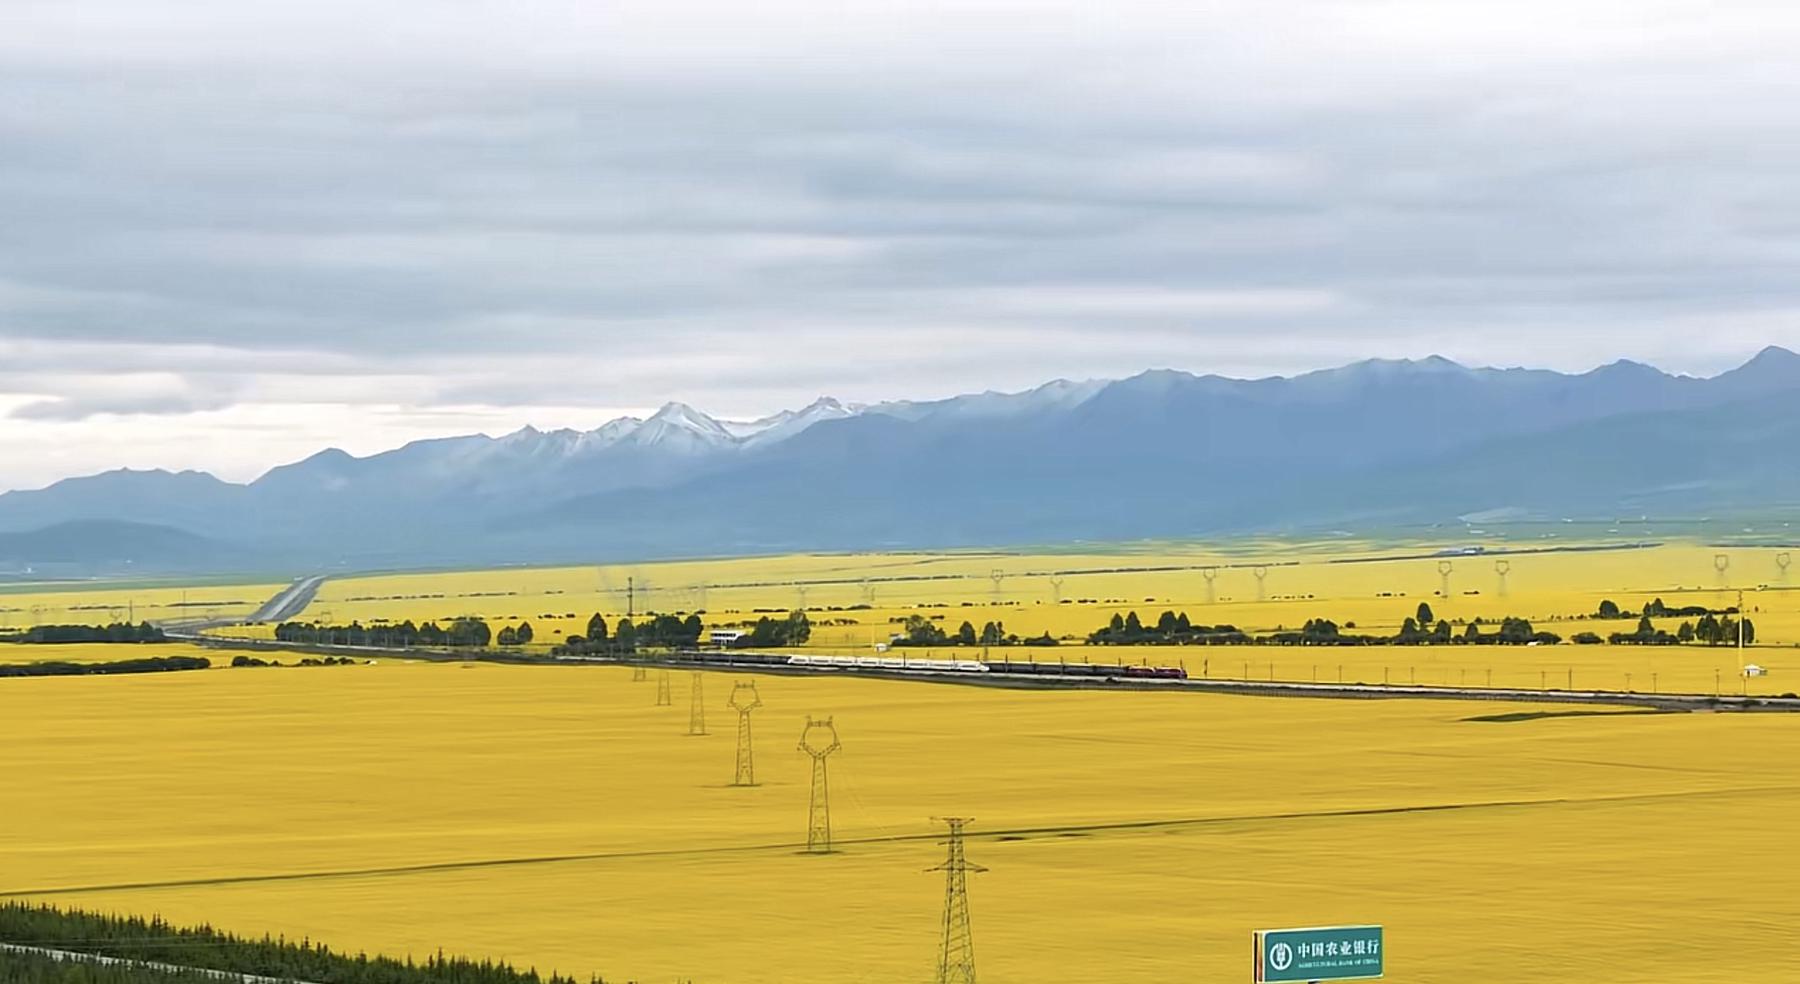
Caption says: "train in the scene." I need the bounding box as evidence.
[646,648,1189,680]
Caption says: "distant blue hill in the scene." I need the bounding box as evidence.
[3,348,1799,571]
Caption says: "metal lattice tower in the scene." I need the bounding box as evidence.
[729,681,763,786]
[929,817,987,984]
[1201,567,1218,604]
[1714,553,1731,585]
[798,716,842,853]
[1779,552,1793,580]
[1251,566,1268,602]
[796,583,810,610]
[632,665,648,682]
[1437,559,1454,598]
[626,575,636,618]
[989,569,1006,604]
[692,582,710,611]
[1048,575,1065,605]
[688,671,709,736]
[655,668,672,706]
[861,578,876,606]
[1494,559,1511,597]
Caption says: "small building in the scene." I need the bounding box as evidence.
[709,629,747,647]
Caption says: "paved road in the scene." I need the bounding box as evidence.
[247,575,327,624]
[0,941,321,984]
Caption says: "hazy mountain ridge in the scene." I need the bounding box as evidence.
[5,348,1800,570]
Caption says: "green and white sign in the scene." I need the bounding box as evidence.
[1254,925,1384,983]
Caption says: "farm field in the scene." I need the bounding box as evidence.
[0,580,281,629]
[0,661,1794,983]
[0,642,221,666]
[200,540,1800,695]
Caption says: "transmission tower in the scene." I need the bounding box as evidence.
[1251,566,1268,602]
[692,582,710,611]
[1048,576,1065,605]
[796,583,810,610]
[1714,553,1731,586]
[627,575,637,618]
[632,665,648,682]
[798,716,842,853]
[989,569,1006,604]
[688,671,709,736]
[729,681,763,786]
[655,668,672,706]
[1201,567,1218,604]
[1778,552,1793,581]
[928,817,987,984]
[1494,559,1510,597]
[1437,559,1454,598]
[861,578,877,606]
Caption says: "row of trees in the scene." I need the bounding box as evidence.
[0,904,603,984]
[0,948,228,983]
[558,613,707,654]
[892,615,1056,647]
[1596,598,1730,620]
[1088,611,1250,645]
[0,655,209,678]
[727,610,812,648]
[1600,614,1757,646]
[1085,610,1563,647]
[0,622,166,644]
[273,618,494,648]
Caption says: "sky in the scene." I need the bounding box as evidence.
[5,0,1800,490]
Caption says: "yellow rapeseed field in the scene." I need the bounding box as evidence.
[270,541,1800,695]
[1,661,1795,983]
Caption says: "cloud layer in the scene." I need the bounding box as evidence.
[4,0,1800,488]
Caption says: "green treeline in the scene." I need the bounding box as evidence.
[557,612,708,654]
[0,656,209,678]
[0,623,166,644]
[1086,609,1562,646]
[0,904,604,984]
[891,615,1057,647]
[0,948,227,983]
[274,618,494,647]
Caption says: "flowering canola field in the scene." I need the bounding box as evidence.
[1,660,1795,983]
[272,541,1800,694]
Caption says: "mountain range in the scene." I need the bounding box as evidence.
[6,348,1800,573]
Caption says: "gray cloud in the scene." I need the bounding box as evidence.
[3,0,1800,484]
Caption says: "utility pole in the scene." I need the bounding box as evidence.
[798,717,842,853]
[729,681,762,786]
[627,576,635,618]
[929,817,987,984]
[688,671,708,735]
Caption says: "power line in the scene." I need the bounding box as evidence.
[688,671,708,736]
[797,716,842,854]
[928,817,986,984]
[728,680,762,786]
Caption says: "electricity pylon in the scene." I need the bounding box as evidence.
[929,817,987,984]
[796,584,810,610]
[688,671,708,735]
[1778,552,1793,581]
[1437,559,1454,598]
[989,569,1006,603]
[798,716,842,853]
[1048,575,1065,605]
[729,681,763,786]
[632,665,648,682]
[1251,566,1268,601]
[1714,553,1731,585]
[1201,567,1218,603]
[655,668,672,706]
[1494,559,1511,597]
[861,578,876,606]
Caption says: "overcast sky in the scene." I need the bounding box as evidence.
[4,0,1800,490]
